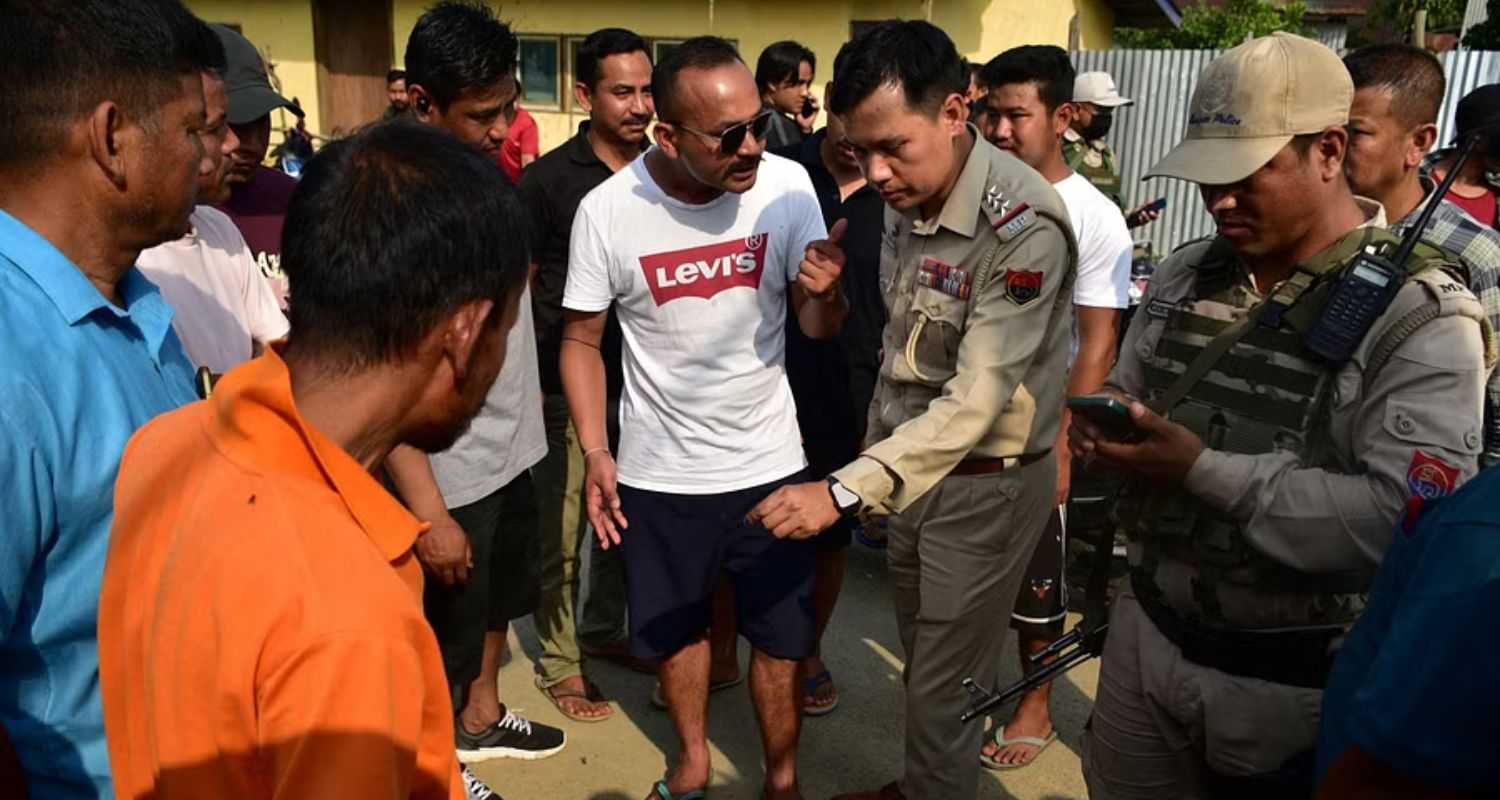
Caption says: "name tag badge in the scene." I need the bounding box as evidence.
[1145,298,1175,320]
[917,257,973,300]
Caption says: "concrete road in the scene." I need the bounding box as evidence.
[471,543,1101,800]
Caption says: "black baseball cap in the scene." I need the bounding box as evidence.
[1454,83,1500,144]
[212,24,303,126]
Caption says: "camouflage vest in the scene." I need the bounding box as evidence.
[1063,136,1123,208]
[1118,227,1465,633]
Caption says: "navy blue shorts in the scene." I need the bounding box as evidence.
[617,472,817,661]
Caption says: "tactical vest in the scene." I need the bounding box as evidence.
[1119,227,1476,635]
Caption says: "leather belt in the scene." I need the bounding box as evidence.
[950,450,1050,476]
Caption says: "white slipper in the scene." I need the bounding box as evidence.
[979,729,1058,771]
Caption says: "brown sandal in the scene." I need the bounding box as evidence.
[534,675,614,723]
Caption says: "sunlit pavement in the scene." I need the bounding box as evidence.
[474,543,1100,800]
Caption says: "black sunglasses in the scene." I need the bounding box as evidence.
[672,110,776,155]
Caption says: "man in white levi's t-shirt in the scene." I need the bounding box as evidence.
[977,45,1133,772]
[560,37,847,800]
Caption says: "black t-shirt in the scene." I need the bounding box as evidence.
[519,122,641,398]
[772,131,887,472]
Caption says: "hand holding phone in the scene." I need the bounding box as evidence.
[1068,394,1146,444]
[1126,197,1166,229]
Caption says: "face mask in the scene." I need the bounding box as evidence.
[1083,112,1113,140]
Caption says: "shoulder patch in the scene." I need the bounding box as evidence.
[991,203,1035,242]
[1004,269,1044,306]
[1407,450,1460,499]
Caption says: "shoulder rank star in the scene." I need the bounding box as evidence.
[983,185,1009,216]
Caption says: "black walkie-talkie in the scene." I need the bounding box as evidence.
[1305,247,1405,362]
[1305,131,1485,363]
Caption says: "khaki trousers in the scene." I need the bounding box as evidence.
[533,393,629,686]
[887,453,1055,800]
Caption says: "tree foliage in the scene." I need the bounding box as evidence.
[1463,0,1500,49]
[1367,0,1465,36]
[1115,0,1309,49]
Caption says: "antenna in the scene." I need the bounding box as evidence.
[1392,130,1485,266]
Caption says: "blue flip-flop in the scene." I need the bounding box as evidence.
[803,669,839,716]
[647,780,705,800]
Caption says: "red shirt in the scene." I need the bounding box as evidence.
[1445,187,1498,227]
[498,107,539,183]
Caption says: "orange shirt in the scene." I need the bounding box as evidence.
[98,347,463,800]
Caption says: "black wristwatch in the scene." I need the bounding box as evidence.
[827,478,862,517]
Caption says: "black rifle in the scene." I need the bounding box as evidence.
[960,484,1115,723]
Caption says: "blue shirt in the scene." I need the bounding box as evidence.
[1316,466,1500,793]
[0,210,196,798]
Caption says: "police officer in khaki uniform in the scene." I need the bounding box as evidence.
[747,21,1077,800]
[1073,34,1493,798]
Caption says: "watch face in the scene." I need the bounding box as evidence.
[831,482,860,512]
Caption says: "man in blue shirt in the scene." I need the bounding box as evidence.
[1317,466,1500,798]
[0,2,221,796]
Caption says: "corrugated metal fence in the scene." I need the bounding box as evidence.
[1070,49,1500,254]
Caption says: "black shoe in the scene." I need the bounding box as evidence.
[456,709,567,763]
[460,765,503,800]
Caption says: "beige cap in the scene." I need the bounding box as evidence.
[1146,32,1352,185]
[1074,72,1133,107]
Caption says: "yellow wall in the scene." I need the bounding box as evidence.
[390,0,1114,154]
[186,0,1114,153]
[186,0,322,146]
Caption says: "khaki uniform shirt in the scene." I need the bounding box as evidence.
[1109,200,1489,620]
[832,132,1078,514]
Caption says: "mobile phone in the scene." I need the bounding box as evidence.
[801,96,816,117]
[1067,394,1145,443]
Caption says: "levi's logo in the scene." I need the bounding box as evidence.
[638,234,768,305]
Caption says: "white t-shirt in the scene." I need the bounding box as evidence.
[564,151,825,494]
[1053,172,1132,310]
[430,284,548,509]
[137,206,289,374]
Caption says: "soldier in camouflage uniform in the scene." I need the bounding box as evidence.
[1065,71,1130,208]
[1073,34,1493,798]
[1067,71,1163,230]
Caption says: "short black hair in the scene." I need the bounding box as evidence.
[980,45,1074,112]
[576,27,651,91]
[0,0,222,167]
[387,68,406,84]
[755,40,815,94]
[829,20,967,116]
[282,121,530,371]
[404,1,518,110]
[1343,44,1445,128]
[651,36,743,123]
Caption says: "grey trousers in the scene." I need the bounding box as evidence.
[1081,592,1323,799]
[887,453,1055,800]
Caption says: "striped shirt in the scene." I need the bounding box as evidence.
[1392,186,1500,466]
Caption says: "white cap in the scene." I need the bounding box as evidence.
[1073,71,1133,108]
